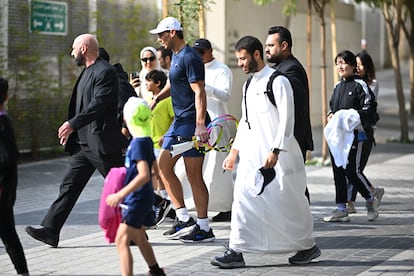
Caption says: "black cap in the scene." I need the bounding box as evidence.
[193,38,212,49]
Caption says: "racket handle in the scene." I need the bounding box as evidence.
[170,141,194,157]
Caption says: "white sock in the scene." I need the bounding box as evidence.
[176,207,190,222]
[197,217,210,232]
[159,190,169,199]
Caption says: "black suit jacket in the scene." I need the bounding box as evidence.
[274,55,314,155]
[65,57,128,156]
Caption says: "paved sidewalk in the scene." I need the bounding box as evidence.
[1,141,413,276]
[1,65,414,275]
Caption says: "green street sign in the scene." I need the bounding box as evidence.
[30,0,67,35]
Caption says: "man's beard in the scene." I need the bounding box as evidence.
[267,54,280,65]
[75,52,85,66]
[247,58,259,73]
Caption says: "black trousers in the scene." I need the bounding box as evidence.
[41,145,124,234]
[348,130,374,201]
[0,163,29,274]
[331,134,373,205]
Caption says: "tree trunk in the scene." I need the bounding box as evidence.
[410,56,414,114]
[198,1,205,37]
[320,17,328,161]
[330,0,338,84]
[306,0,313,161]
[383,2,409,142]
[162,0,168,18]
[317,4,328,161]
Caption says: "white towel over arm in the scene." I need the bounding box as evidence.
[323,109,361,168]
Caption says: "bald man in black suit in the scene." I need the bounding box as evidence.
[26,34,128,247]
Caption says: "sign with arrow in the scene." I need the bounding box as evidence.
[30,0,67,35]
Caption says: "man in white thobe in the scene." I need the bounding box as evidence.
[193,38,234,221]
[211,35,320,268]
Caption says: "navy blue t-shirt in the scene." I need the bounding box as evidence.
[169,44,204,124]
[122,137,155,227]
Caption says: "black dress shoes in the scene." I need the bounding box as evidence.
[25,226,59,248]
[212,211,232,222]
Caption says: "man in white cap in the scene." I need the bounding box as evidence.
[148,17,215,243]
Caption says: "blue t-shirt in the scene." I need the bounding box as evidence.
[122,137,155,213]
[169,45,204,124]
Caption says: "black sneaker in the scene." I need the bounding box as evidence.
[179,224,215,243]
[154,199,173,226]
[212,211,231,222]
[288,245,321,265]
[211,245,245,268]
[25,226,59,248]
[163,217,196,239]
[166,208,176,219]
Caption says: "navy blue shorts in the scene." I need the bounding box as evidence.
[162,121,204,157]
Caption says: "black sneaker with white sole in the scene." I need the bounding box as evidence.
[288,245,321,265]
[163,217,196,239]
[179,224,215,243]
[154,199,173,226]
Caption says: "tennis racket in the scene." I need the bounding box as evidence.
[170,114,238,157]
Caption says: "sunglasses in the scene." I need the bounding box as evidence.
[141,56,156,63]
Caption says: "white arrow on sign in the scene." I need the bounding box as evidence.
[54,22,64,31]
[33,19,43,28]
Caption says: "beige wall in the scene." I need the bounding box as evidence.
[205,0,362,128]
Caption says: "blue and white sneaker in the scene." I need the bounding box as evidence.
[163,217,195,239]
[179,224,215,243]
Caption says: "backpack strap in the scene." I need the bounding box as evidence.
[266,70,288,107]
[243,76,253,129]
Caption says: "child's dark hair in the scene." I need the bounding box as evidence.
[0,77,9,105]
[145,70,167,90]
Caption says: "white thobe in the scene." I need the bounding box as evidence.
[230,65,315,253]
[203,59,234,211]
[178,58,234,212]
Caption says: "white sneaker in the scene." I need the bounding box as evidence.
[323,209,350,222]
[347,202,357,214]
[366,197,379,221]
[373,187,385,206]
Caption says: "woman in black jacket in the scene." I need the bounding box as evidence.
[0,77,29,275]
[323,50,379,223]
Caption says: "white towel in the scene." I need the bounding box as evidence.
[324,109,361,168]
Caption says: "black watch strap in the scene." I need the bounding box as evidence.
[271,148,280,154]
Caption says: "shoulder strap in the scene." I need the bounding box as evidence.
[266,70,288,106]
[245,75,253,92]
[243,75,253,129]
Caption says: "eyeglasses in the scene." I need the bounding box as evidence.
[141,56,156,63]
[336,61,347,66]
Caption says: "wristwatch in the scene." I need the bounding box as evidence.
[270,148,280,155]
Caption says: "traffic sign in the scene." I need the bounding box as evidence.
[30,0,67,35]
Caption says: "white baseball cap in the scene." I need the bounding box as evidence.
[149,17,183,34]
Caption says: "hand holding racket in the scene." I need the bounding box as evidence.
[170,114,238,157]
